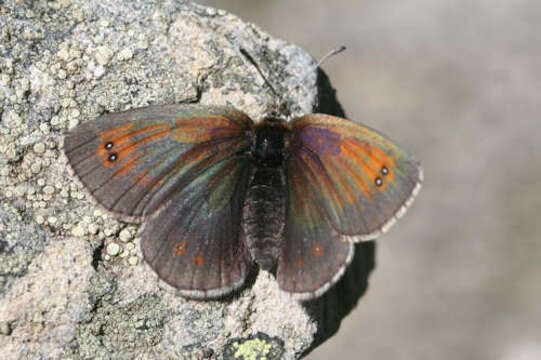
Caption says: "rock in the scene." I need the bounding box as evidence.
[0,0,365,359]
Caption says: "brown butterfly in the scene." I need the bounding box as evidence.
[64,48,422,300]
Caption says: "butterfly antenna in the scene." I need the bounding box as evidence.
[279,45,346,108]
[240,48,280,104]
[316,45,347,67]
[240,46,346,115]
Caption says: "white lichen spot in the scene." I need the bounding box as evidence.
[48,216,58,225]
[137,37,149,50]
[57,47,70,61]
[94,46,114,66]
[70,48,82,59]
[33,142,46,154]
[119,228,134,242]
[6,111,22,129]
[19,78,30,92]
[27,185,36,195]
[117,48,133,61]
[106,242,121,256]
[14,184,27,197]
[128,256,139,266]
[31,162,42,173]
[74,8,84,22]
[87,223,99,235]
[39,123,50,134]
[68,117,79,129]
[50,116,61,127]
[5,145,19,162]
[0,74,11,86]
[72,224,86,237]
[35,215,45,224]
[43,185,55,195]
[57,69,67,80]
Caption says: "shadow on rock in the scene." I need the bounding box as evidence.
[301,241,376,358]
[313,68,346,118]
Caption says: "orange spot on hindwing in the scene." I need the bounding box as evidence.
[312,243,323,257]
[173,241,187,256]
[193,255,205,266]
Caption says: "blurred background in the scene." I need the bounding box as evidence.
[198,1,541,359]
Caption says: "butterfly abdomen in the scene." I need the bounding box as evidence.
[243,167,286,271]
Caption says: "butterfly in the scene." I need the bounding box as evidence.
[63,102,422,300]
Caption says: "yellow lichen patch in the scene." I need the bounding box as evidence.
[232,338,272,360]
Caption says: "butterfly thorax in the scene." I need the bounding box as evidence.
[250,117,291,167]
[242,118,290,271]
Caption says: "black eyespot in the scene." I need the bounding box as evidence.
[105,142,114,150]
[381,166,389,176]
[375,177,383,187]
[108,153,118,162]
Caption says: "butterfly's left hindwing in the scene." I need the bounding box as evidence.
[140,153,253,298]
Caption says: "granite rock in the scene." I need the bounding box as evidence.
[0,0,366,358]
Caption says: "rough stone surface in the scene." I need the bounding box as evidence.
[0,0,361,359]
